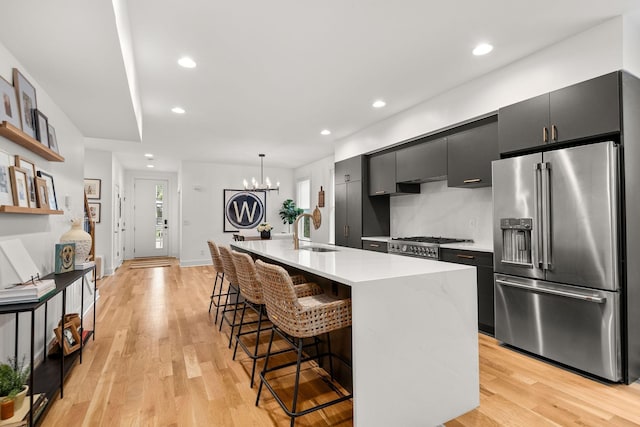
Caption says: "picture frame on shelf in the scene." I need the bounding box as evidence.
[34,109,49,147]
[0,150,13,206]
[9,166,30,207]
[47,124,59,153]
[35,177,49,209]
[84,178,101,199]
[54,322,81,355]
[36,170,58,210]
[15,155,37,207]
[0,75,21,129]
[12,68,37,139]
[88,202,101,223]
[54,242,75,274]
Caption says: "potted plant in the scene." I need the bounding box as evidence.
[279,199,303,232]
[0,357,29,415]
[256,222,273,239]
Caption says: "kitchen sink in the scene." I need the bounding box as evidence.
[299,246,337,252]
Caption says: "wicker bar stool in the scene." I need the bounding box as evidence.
[217,246,245,348]
[207,241,232,324]
[231,251,323,387]
[255,260,353,427]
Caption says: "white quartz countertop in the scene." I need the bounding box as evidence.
[230,240,472,286]
[361,236,391,243]
[440,241,493,252]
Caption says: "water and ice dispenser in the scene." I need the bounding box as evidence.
[500,218,533,266]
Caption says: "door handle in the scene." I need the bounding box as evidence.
[456,254,475,260]
[375,190,386,194]
[551,124,558,141]
[533,164,543,268]
[543,127,548,143]
[541,162,552,270]
[346,225,349,237]
[496,279,605,303]
[369,243,380,248]
[463,179,481,184]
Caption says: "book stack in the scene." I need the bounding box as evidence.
[0,279,56,305]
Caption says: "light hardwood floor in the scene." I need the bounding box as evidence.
[41,261,640,426]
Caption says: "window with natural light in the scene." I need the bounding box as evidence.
[296,178,311,239]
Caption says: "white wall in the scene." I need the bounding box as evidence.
[293,155,334,244]
[0,41,92,365]
[335,16,624,161]
[180,160,294,266]
[623,11,640,77]
[112,155,124,269]
[84,149,113,273]
[123,169,179,261]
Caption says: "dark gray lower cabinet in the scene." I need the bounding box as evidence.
[440,248,494,335]
[362,240,388,252]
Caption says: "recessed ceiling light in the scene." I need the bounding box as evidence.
[177,57,197,68]
[320,129,331,136]
[372,100,386,108]
[171,106,186,114]
[147,164,155,168]
[472,43,493,56]
[144,153,154,158]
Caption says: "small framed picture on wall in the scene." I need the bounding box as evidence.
[84,178,101,199]
[88,202,101,223]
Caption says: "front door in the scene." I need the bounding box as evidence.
[133,179,169,258]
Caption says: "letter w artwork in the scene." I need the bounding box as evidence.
[224,190,266,231]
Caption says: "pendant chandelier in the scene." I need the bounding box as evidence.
[243,154,280,192]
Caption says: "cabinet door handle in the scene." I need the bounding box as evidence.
[463,179,481,184]
[375,190,386,194]
[345,174,350,182]
[551,124,558,141]
[543,127,548,143]
[346,225,349,237]
[456,254,475,260]
[344,225,347,237]
[369,243,380,248]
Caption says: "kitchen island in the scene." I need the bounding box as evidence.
[230,239,479,427]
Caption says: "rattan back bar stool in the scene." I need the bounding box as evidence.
[217,246,244,348]
[207,241,229,323]
[254,260,353,427]
[231,251,323,387]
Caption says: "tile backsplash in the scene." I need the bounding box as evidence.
[390,180,493,247]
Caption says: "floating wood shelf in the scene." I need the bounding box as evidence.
[0,205,64,214]
[0,121,65,162]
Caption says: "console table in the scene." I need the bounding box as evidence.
[0,266,96,426]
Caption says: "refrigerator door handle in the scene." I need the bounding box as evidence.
[495,279,605,303]
[541,162,552,270]
[533,164,543,268]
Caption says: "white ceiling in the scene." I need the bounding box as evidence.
[1,0,640,171]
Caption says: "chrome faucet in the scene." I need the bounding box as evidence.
[293,206,322,249]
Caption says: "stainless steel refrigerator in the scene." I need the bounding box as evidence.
[492,141,621,381]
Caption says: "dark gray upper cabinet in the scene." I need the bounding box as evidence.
[447,121,499,188]
[396,138,447,183]
[335,155,362,183]
[368,152,396,195]
[499,72,621,154]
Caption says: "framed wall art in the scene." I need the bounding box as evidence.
[34,109,49,147]
[12,68,37,139]
[35,177,49,209]
[47,124,59,153]
[0,150,13,206]
[84,178,101,199]
[88,202,101,223]
[36,170,58,210]
[55,242,75,274]
[9,166,30,208]
[223,189,266,232]
[15,155,37,207]
[54,322,81,355]
[0,75,21,129]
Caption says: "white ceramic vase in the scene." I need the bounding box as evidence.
[60,218,92,265]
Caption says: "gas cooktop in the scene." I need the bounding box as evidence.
[389,236,472,259]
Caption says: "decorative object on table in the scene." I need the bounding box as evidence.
[242,153,279,192]
[36,170,57,210]
[83,178,101,200]
[0,75,21,129]
[0,239,42,288]
[34,177,49,209]
[278,199,303,232]
[8,166,29,208]
[0,397,13,420]
[318,186,325,207]
[87,202,100,223]
[257,222,272,239]
[47,124,59,154]
[14,155,37,207]
[54,322,81,355]
[0,150,13,206]
[54,242,75,274]
[223,189,266,232]
[0,357,29,412]
[12,68,37,139]
[33,109,49,147]
[60,218,92,266]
